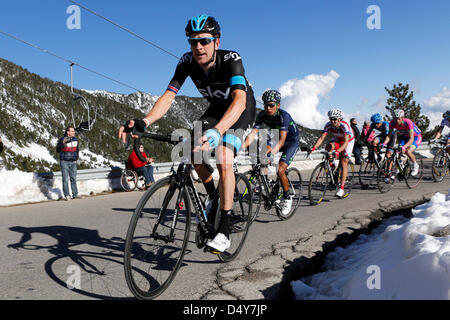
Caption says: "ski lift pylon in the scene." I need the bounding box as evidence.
[70,63,97,133]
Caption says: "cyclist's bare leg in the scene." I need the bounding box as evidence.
[215,145,235,211]
[278,161,289,192]
[339,157,349,187]
[406,146,417,163]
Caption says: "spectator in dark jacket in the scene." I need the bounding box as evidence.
[56,126,79,200]
[350,118,362,165]
[0,136,3,153]
[127,144,155,187]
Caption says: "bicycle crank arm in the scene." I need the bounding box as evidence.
[151,233,174,243]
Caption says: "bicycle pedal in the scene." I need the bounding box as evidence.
[204,246,220,255]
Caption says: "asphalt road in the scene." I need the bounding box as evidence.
[0,159,448,300]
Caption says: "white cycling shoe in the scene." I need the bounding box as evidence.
[206,233,230,253]
[411,162,419,176]
[279,197,293,216]
[336,188,345,198]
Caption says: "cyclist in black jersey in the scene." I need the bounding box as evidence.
[241,90,299,215]
[118,15,256,253]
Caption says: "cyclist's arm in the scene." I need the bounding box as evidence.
[214,89,246,135]
[312,132,327,150]
[434,127,443,140]
[143,90,176,126]
[270,130,287,155]
[241,127,259,151]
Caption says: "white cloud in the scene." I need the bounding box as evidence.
[278,70,340,129]
[423,87,450,110]
[422,87,450,127]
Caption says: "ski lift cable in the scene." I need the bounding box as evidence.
[69,0,180,60]
[0,29,144,93]
[68,1,266,106]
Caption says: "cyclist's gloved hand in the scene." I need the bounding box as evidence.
[430,139,436,144]
[401,146,407,153]
[380,143,387,148]
[334,151,340,158]
[204,128,221,148]
[122,119,147,133]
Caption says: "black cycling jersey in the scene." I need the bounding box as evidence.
[167,49,256,130]
[253,109,299,145]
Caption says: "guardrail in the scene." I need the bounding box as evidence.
[37,142,432,181]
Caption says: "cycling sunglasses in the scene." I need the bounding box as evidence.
[187,37,216,46]
[264,103,279,108]
[329,118,340,121]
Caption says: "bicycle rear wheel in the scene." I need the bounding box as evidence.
[431,149,449,182]
[218,173,252,263]
[308,163,328,205]
[377,158,394,194]
[121,170,137,192]
[276,167,302,220]
[124,176,191,300]
[404,158,424,189]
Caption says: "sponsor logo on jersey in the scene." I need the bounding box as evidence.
[223,51,241,62]
[198,86,231,99]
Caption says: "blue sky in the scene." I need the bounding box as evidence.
[1,0,449,128]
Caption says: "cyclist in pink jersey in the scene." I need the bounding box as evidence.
[381,109,422,176]
[311,109,354,198]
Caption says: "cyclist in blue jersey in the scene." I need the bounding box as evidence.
[241,90,300,215]
[364,113,390,161]
[118,15,256,253]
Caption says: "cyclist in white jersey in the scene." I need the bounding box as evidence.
[431,110,450,154]
[311,109,355,198]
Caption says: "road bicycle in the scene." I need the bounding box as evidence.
[308,151,355,205]
[123,132,252,300]
[376,146,424,193]
[242,154,302,222]
[430,138,450,182]
[358,145,384,189]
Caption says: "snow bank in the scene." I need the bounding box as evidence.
[292,190,450,300]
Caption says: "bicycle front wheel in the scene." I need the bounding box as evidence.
[404,158,424,189]
[218,173,252,263]
[124,176,191,300]
[377,158,394,194]
[308,163,328,205]
[276,167,302,220]
[243,170,262,223]
[431,149,449,182]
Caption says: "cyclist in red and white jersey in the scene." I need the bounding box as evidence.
[311,109,355,198]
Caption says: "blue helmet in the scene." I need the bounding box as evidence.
[371,113,383,124]
[185,15,221,37]
[444,110,450,119]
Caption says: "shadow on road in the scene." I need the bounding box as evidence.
[7,225,132,300]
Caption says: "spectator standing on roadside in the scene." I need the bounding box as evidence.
[127,144,155,188]
[350,118,362,165]
[0,136,3,153]
[56,126,79,200]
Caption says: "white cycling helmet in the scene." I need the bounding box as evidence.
[391,109,405,118]
[328,109,343,119]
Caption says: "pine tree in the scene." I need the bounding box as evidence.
[384,82,430,134]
